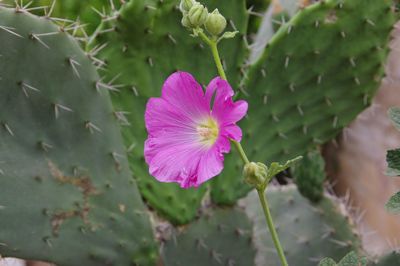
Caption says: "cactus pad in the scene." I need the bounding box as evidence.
[241,185,361,265]
[211,0,398,205]
[0,7,157,265]
[161,208,256,266]
[373,252,400,266]
[292,150,326,202]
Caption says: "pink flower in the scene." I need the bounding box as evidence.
[144,72,248,188]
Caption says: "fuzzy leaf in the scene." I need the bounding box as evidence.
[218,31,239,41]
[385,192,400,214]
[319,258,337,266]
[388,107,400,131]
[338,251,367,266]
[266,156,302,181]
[386,149,400,176]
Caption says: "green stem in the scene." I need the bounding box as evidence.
[209,41,227,80]
[198,31,226,80]
[199,29,289,266]
[232,140,250,164]
[257,189,288,266]
[198,31,248,164]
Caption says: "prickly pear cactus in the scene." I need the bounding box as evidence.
[97,0,249,224]
[373,252,400,266]
[2,0,119,34]
[211,0,398,205]
[241,185,361,265]
[162,208,257,266]
[292,149,326,202]
[0,7,157,265]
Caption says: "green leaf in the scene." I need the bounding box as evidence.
[218,30,239,41]
[266,156,303,181]
[386,167,400,177]
[319,258,337,266]
[338,251,367,266]
[385,192,400,214]
[388,107,400,131]
[386,149,400,176]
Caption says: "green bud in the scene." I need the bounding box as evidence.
[188,3,208,27]
[179,0,195,13]
[205,9,227,36]
[181,14,194,28]
[243,162,268,187]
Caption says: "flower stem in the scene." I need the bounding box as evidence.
[257,189,288,266]
[209,41,227,81]
[199,29,289,266]
[198,31,248,164]
[198,31,227,80]
[232,140,250,164]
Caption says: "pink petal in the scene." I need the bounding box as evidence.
[196,148,224,185]
[161,72,209,120]
[145,97,195,136]
[222,124,243,142]
[205,77,248,126]
[145,133,225,188]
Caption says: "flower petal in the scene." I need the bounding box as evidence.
[196,148,224,186]
[145,135,203,184]
[145,133,225,188]
[205,77,248,125]
[145,97,195,136]
[222,124,243,142]
[161,71,209,120]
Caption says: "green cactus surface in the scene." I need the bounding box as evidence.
[292,149,326,202]
[0,7,157,265]
[2,0,120,34]
[373,252,400,266]
[241,185,361,265]
[246,0,271,35]
[161,208,256,266]
[97,0,249,224]
[211,0,398,205]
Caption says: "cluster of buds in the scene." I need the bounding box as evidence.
[180,0,227,37]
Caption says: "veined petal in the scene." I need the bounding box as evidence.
[162,71,209,120]
[145,133,225,188]
[145,97,195,136]
[196,148,224,186]
[222,124,243,142]
[206,77,248,125]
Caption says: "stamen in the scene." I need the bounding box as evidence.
[196,117,219,147]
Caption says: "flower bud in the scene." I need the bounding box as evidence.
[179,0,195,13]
[181,14,194,28]
[205,9,227,36]
[188,3,208,27]
[243,162,268,187]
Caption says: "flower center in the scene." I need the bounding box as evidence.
[196,117,219,147]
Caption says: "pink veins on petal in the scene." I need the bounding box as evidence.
[144,71,248,188]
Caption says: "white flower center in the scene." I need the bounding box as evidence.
[196,117,219,147]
